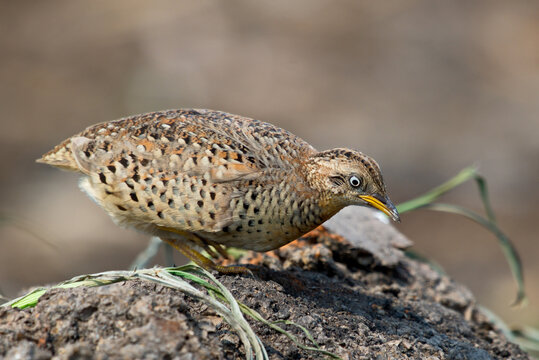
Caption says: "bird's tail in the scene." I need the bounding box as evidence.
[36,139,80,172]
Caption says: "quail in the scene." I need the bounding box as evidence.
[38,109,400,273]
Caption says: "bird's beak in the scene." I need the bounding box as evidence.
[359,194,401,222]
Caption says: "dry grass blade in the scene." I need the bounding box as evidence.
[139,270,265,360]
[2,265,345,359]
[198,269,268,359]
[169,266,341,359]
[3,268,267,360]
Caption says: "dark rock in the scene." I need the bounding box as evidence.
[0,209,529,359]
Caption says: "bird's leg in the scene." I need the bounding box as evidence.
[163,242,175,267]
[161,237,250,274]
[130,236,162,270]
[187,235,222,260]
[203,239,232,259]
[158,227,250,274]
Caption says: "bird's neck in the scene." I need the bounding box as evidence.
[298,154,347,225]
[316,195,346,223]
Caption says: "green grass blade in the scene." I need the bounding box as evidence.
[422,203,526,306]
[4,278,123,309]
[396,166,478,214]
[4,288,47,309]
[473,174,497,223]
[511,325,539,355]
[396,166,526,306]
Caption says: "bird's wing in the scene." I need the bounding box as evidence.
[44,109,316,233]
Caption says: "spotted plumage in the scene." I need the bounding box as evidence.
[38,109,399,272]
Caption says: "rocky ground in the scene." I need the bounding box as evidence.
[0,208,529,359]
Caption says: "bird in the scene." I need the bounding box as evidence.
[38,109,400,273]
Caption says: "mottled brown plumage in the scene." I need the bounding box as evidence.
[38,109,399,272]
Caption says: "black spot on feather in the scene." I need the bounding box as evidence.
[119,158,129,167]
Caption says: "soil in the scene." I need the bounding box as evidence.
[0,208,529,359]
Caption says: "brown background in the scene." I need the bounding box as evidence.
[1,1,537,329]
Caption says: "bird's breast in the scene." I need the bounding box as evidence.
[202,176,328,251]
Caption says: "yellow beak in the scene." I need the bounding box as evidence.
[359,195,401,222]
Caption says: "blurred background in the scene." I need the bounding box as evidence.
[1,1,537,330]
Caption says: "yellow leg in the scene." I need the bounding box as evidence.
[204,239,231,259]
[157,227,250,274]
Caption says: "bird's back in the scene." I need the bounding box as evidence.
[38,109,322,251]
[39,109,315,172]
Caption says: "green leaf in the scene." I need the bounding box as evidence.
[7,288,47,309]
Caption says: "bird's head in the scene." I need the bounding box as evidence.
[304,148,400,222]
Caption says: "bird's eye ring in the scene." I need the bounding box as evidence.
[349,175,362,188]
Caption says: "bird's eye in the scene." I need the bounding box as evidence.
[349,175,362,188]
